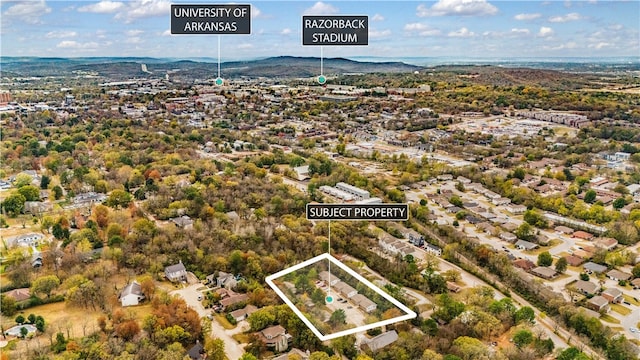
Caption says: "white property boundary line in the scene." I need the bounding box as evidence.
[265,253,417,341]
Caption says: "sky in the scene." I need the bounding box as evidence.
[1,0,639,60]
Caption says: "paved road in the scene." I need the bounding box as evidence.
[171,284,246,360]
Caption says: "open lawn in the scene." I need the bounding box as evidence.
[215,315,236,330]
[623,294,640,306]
[232,333,251,344]
[610,303,632,316]
[600,314,620,324]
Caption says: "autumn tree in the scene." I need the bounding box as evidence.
[204,337,226,360]
[31,274,60,298]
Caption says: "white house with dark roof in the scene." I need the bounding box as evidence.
[120,281,145,307]
[165,260,187,282]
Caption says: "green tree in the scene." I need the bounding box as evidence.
[204,337,226,360]
[18,185,40,201]
[28,314,36,324]
[31,274,61,298]
[584,189,597,204]
[452,336,489,360]
[19,326,28,338]
[40,175,51,189]
[13,173,33,188]
[514,306,535,324]
[555,257,568,273]
[15,314,25,324]
[52,185,63,200]
[329,309,346,326]
[0,295,17,316]
[613,197,627,210]
[247,308,276,331]
[2,193,26,216]
[240,354,258,360]
[105,189,133,209]
[513,329,533,348]
[35,316,45,332]
[450,196,463,207]
[512,168,526,180]
[632,263,640,278]
[515,222,535,241]
[537,251,553,267]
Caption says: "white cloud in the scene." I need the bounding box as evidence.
[45,30,77,39]
[161,29,172,36]
[114,0,171,23]
[237,43,253,49]
[417,0,498,17]
[608,24,623,31]
[514,13,541,21]
[252,5,268,19]
[280,28,292,35]
[404,23,442,36]
[125,37,142,44]
[369,29,392,39]
[126,29,144,36]
[448,27,475,37]
[546,41,578,50]
[548,12,583,23]
[538,26,554,37]
[78,1,124,14]
[56,40,99,50]
[3,0,51,24]
[511,28,530,35]
[372,14,384,21]
[303,2,338,15]
[588,42,612,49]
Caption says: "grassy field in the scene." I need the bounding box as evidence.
[623,294,640,306]
[611,303,632,316]
[232,333,251,344]
[215,315,236,330]
[600,314,621,324]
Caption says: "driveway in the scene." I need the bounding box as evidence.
[171,284,246,360]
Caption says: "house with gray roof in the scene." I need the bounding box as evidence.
[362,330,398,352]
[165,260,187,282]
[120,281,145,307]
[583,262,607,274]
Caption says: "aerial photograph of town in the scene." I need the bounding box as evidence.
[1,0,639,359]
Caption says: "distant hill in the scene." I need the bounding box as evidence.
[0,56,421,79]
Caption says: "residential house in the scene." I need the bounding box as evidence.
[258,325,291,353]
[362,330,398,352]
[595,238,618,251]
[187,342,205,360]
[170,215,193,229]
[573,231,594,240]
[446,281,462,293]
[515,240,539,251]
[3,288,31,302]
[220,293,249,310]
[119,281,145,307]
[505,204,527,214]
[165,261,187,282]
[531,266,557,280]
[319,271,340,286]
[293,165,310,181]
[555,226,574,235]
[601,288,623,304]
[606,269,632,282]
[230,304,258,322]
[216,271,238,289]
[513,259,535,271]
[564,255,584,267]
[631,278,640,289]
[351,293,377,313]
[492,197,511,206]
[586,296,610,313]
[583,262,607,275]
[272,349,310,360]
[424,244,442,257]
[500,232,518,243]
[574,280,599,296]
[334,281,358,299]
